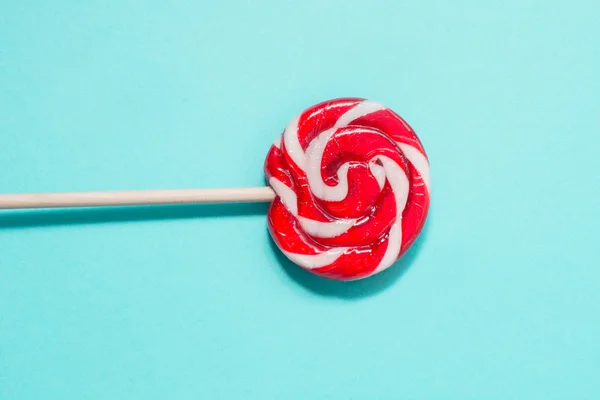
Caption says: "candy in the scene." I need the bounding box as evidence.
[264,98,430,280]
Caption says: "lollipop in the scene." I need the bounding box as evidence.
[265,98,430,280]
[0,98,430,281]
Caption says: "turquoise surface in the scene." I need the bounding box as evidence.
[1,1,599,398]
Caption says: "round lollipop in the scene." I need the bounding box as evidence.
[0,98,430,281]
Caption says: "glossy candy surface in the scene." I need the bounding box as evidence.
[265,98,430,280]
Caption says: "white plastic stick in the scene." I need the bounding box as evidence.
[0,187,276,209]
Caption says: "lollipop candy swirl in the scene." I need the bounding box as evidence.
[265,98,430,280]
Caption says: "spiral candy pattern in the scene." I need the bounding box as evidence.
[265,98,430,280]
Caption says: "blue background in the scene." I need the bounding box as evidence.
[1,0,599,398]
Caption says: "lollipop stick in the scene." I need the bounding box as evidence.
[0,187,276,210]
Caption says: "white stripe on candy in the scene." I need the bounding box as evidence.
[334,100,387,128]
[283,116,305,170]
[397,143,431,191]
[270,179,349,268]
[304,128,351,202]
[269,177,299,215]
[269,177,357,239]
[283,100,387,181]
[371,155,409,273]
[304,101,388,203]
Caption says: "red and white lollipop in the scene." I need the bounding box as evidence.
[0,98,430,281]
[265,98,430,280]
